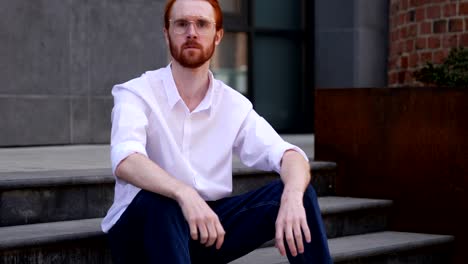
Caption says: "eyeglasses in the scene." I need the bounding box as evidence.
[169,18,216,35]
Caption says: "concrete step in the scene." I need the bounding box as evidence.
[232,231,454,264]
[0,219,452,264]
[0,161,336,227]
[0,196,391,262]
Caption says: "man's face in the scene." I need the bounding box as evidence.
[165,0,223,68]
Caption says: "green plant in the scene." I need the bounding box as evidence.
[413,47,468,87]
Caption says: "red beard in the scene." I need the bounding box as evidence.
[169,37,216,68]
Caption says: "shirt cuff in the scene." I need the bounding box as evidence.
[268,141,309,173]
[111,141,148,175]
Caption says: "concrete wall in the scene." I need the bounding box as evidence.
[315,0,389,88]
[1,0,167,146]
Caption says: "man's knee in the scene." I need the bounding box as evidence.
[134,190,186,223]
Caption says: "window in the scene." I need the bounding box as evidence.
[213,0,313,133]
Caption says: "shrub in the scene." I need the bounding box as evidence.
[413,47,468,87]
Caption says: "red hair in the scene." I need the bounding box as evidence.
[164,0,223,31]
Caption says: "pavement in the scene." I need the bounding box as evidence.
[0,134,314,173]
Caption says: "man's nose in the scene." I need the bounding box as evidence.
[186,22,198,37]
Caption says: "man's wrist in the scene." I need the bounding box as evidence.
[173,184,196,203]
[281,188,304,202]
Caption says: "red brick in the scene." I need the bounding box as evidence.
[400,27,408,39]
[399,41,406,54]
[434,50,448,64]
[391,30,399,42]
[416,37,427,49]
[390,41,400,56]
[426,5,441,19]
[428,36,441,48]
[408,24,418,37]
[420,22,432,34]
[443,34,458,48]
[405,71,413,83]
[390,17,397,29]
[433,20,447,33]
[409,53,420,67]
[390,2,399,15]
[460,34,468,47]
[415,8,425,21]
[398,71,406,83]
[449,19,463,32]
[401,56,409,68]
[402,0,409,10]
[420,52,433,63]
[443,3,457,17]
[388,72,396,85]
[460,3,468,15]
[466,18,468,32]
[399,13,407,25]
[406,39,415,52]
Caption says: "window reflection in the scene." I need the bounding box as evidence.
[211,32,248,95]
[219,0,241,14]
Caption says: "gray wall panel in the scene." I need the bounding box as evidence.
[89,97,113,144]
[1,0,70,95]
[0,97,70,146]
[1,0,168,146]
[315,31,355,88]
[315,0,389,88]
[70,97,90,144]
[88,1,167,96]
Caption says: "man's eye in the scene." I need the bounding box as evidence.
[175,20,188,27]
[197,20,209,28]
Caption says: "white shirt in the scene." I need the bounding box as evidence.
[101,64,308,233]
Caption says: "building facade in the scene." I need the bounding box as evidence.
[2,0,463,147]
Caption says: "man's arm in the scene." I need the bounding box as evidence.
[275,149,312,257]
[115,153,225,249]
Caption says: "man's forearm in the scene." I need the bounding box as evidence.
[115,152,226,249]
[279,150,311,196]
[115,152,192,203]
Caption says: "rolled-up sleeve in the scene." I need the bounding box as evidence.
[110,85,149,175]
[233,109,308,173]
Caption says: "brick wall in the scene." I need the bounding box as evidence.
[388,0,468,87]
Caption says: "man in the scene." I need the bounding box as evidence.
[102,0,332,263]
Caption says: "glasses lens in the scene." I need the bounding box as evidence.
[172,19,214,35]
[173,19,187,34]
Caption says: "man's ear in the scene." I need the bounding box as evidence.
[215,29,224,46]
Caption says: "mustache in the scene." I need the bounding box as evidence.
[182,41,203,49]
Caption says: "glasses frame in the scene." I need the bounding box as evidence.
[169,18,217,35]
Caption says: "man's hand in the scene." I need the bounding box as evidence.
[176,186,225,249]
[275,190,311,257]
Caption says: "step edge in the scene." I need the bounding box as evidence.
[0,218,104,250]
[0,161,336,189]
[319,197,393,215]
[330,231,455,262]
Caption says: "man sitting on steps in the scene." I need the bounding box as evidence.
[101,0,332,263]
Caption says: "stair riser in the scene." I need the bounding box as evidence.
[232,168,335,196]
[1,237,451,264]
[0,185,114,227]
[324,209,389,238]
[1,168,335,227]
[0,237,112,264]
[335,245,453,264]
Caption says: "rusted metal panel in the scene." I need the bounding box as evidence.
[315,87,468,264]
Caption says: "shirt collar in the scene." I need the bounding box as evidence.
[162,63,215,114]
[162,64,182,109]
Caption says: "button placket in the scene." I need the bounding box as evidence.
[182,115,191,156]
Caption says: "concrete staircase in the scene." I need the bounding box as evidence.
[0,161,453,263]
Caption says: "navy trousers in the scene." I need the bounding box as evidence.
[107,180,332,263]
